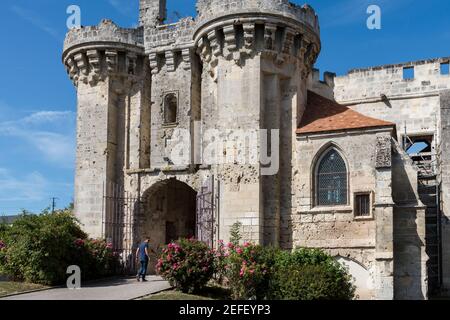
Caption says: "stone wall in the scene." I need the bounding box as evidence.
[391,140,427,299]
[334,58,450,141]
[439,90,450,291]
[294,129,396,299]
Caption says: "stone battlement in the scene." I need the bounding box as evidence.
[334,57,450,104]
[195,0,319,34]
[144,17,196,52]
[63,19,144,53]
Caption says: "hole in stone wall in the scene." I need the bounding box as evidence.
[164,93,178,124]
[174,50,182,69]
[441,62,449,75]
[293,34,302,56]
[157,52,166,70]
[234,24,244,50]
[118,52,126,73]
[255,24,265,51]
[216,28,225,52]
[403,66,415,80]
[275,26,285,53]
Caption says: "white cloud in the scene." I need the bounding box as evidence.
[22,111,73,125]
[31,131,75,165]
[0,110,75,168]
[10,5,60,40]
[0,169,47,202]
[107,0,135,17]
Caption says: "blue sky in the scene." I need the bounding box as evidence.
[0,0,449,215]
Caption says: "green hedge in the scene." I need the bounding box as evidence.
[0,210,120,285]
[269,249,356,300]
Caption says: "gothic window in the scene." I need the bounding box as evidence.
[316,148,348,206]
[164,93,178,124]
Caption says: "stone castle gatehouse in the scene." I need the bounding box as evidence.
[62,0,450,300]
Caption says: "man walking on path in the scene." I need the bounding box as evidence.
[136,238,155,282]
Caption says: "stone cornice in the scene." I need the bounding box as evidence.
[194,16,320,80]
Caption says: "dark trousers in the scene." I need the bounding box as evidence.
[138,259,149,279]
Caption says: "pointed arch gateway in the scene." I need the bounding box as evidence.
[314,147,349,206]
[140,179,197,251]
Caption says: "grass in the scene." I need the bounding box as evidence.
[142,285,231,301]
[0,281,48,297]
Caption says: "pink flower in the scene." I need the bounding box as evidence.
[236,247,243,254]
[243,242,251,248]
[74,239,85,247]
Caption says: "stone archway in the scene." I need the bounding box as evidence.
[336,257,374,300]
[139,179,197,273]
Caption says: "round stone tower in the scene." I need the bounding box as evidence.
[193,0,321,246]
[62,20,149,238]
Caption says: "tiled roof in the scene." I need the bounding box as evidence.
[297,91,395,135]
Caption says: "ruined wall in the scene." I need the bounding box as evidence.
[334,58,450,141]
[294,129,395,299]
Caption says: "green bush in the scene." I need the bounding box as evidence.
[156,238,216,293]
[268,249,356,300]
[221,243,276,300]
[0,210,120,285]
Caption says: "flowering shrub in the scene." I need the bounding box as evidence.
[0,240,6,271]
[221,242,276,300]
[74,238,121,280]
[217,244,355,301]
[156,238,216,293]
[0,211,120,285]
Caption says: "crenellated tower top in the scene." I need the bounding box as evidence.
[193,0,321,79]
[62,19,145,87]
[195,0,320,35]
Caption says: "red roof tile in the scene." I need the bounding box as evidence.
[297,91,395,135]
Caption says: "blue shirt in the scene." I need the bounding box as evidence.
[139,242,149,261]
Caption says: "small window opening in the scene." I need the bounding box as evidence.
[403,66,415,80]
[164,93,178,124]
[355,194,371,217]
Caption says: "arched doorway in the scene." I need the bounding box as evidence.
[138,179,197,272]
